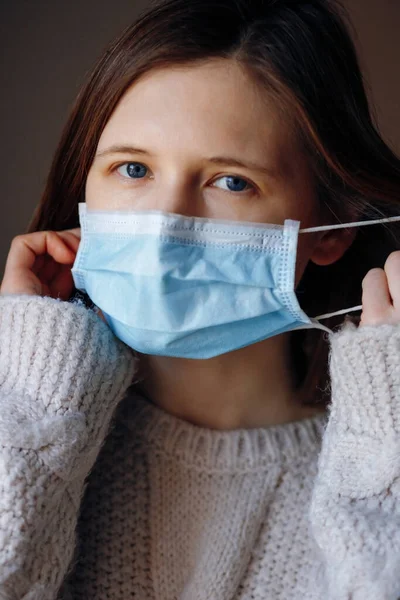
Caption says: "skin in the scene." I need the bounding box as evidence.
[85,58,356,429]
[2,58,399,430]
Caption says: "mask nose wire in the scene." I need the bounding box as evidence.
[299,215,400,320]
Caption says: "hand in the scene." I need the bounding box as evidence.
[360,251,400,327]
[1,229,81,301]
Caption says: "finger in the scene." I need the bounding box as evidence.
[58,229,81,253]
[33,237,77,279]
[37,236,80,283]
[384,251,400,309]
[49,265,75,301]
[37,254,63,284]
[5,231,77,275]
[32,254,46,275]
[65,227,81,238]
[361,268,392,324]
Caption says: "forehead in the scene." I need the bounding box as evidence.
[99,59,298,170]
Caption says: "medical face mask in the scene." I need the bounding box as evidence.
[71,202,400,359]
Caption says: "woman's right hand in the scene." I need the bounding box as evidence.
[0,229,82,301]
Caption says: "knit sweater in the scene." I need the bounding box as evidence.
[0,295,400,600]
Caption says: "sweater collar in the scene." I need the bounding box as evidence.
[116,387,328,471]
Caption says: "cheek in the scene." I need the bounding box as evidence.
[294,233,319,287]
[84,170,121,210]
[84,171,99,208]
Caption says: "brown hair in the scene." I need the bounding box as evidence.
[27,0,400,407]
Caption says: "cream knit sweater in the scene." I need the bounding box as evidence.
[0,294,400,600]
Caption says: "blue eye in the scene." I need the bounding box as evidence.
[213,176,251,193]
[117,162,148,179]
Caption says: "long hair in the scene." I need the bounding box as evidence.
[26,0,400,407]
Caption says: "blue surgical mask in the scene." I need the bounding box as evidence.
[71,202,400,359]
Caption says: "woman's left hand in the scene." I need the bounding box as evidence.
[360,251,400,327]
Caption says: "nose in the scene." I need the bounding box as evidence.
[151,179,202,218]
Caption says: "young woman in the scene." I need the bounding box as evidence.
[1,0,400,597]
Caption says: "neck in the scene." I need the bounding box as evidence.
[134,333,326,430]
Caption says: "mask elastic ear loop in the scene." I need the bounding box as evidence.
[299,215,400,233]
[314,305,362,321]
[301,215,400,320]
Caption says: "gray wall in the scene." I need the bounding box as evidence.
[1,0,399,276]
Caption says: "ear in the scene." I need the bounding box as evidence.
[310,227,357,266]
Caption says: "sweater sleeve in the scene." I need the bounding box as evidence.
[0,294,138,600]
[308,320,400,600]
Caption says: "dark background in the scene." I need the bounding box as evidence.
[1,0,399,275]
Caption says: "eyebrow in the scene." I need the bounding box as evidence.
[94,144,279,179]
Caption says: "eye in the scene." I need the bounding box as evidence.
[212,175,253,193]
[115,162,148,179]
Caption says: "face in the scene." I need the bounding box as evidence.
[85,59,350,284]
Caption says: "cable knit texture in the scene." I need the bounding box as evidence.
[0,295,138,600]
[0,296,400,599]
